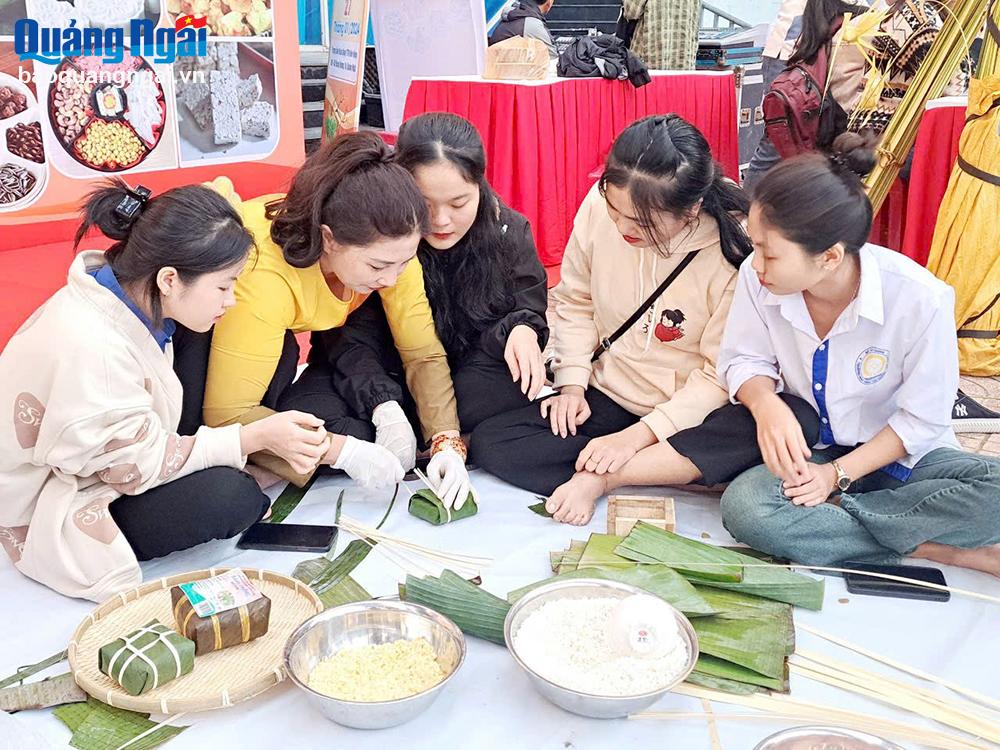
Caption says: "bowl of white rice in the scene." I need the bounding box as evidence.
[284,600,466,729]
[504,578,699,718]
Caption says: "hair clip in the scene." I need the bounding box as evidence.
[114,185,152,222]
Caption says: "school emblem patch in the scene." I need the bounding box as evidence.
[856,347,890,384]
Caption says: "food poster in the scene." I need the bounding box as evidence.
[322,0,369,141]
[0,0,302,227]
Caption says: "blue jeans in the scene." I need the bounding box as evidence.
[720,447,1000,566]
[742,56,785,192]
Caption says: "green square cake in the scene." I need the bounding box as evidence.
[98,620,195,696]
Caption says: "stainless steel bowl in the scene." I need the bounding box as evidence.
[504,578,699,719]
[283,599,466,730]
[754,727,905,750]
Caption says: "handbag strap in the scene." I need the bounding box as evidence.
[591,250,700,363]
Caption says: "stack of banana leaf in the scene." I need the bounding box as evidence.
[404,523,823,696]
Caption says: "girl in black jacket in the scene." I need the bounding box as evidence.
[316,112,549,471]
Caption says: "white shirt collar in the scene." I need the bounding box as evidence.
[759,245,884,339]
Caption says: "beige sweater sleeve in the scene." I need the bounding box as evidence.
[38,346,245,495]
[550,191,602,391]
[640,270,736,442]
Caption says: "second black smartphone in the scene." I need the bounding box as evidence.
[842,561,950,602]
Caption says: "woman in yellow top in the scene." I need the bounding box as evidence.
[175,132,472,505]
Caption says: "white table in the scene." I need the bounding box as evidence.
[3,471,998,749]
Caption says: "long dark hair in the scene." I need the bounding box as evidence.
[599,114,753,268]
[789,0,868,65]
[752,131,876,255]
[267,131,429,268]
[394,112,515,358]
[73,179,253,326]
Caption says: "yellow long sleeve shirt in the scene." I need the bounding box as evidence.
[204,195,459,481]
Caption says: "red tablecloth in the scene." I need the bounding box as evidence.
[403,72,739,267]
[901,98,967,265]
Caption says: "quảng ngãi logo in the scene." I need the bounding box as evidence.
[14,15,208,66]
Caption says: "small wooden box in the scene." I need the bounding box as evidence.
[607,495,676,537]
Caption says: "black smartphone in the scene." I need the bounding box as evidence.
[236,523,338,553]
[842,561,950,602]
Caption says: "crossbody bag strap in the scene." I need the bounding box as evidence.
[591,250,700,363]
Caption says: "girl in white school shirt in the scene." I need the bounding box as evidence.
[571,132,1000,577]
[719,133,1000,576]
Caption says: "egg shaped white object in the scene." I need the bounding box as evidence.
[607,594,682,660]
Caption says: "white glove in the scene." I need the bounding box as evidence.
[333,435,405,489]
[372,401,417,471]
[426,447,475,511]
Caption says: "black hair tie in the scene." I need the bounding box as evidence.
[115,185,152,222]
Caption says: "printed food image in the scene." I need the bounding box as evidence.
[166,0,272,37]
[0,67,47,211]
[175,41,278,163]
[23,0,160,29]
[0,85,28,120]
[0,162,36,204]
[47,51,166,172]
[6,122,44,163]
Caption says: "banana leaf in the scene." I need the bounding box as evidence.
[529,501,552,518]
[691,547,824,611]
[615,523,744,582]
[685,671,764,696]
[265,475,318,524]
[549,540,587,574]
[408,488,478,525]
[616,524,824,609]
[402,570,509,645]
[690,609,791,680]
[578,534,634,570]
[694,654,788,693]
[0,649,67,690]
[506,565,717,617]
[293,538,373,609]
[54,697,187,750]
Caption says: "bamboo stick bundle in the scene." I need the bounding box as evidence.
[640,684,988,750]
[978,0,1000,74]
[864,0,990,211]
[798,623,1000,711]
[788,656,1000,744]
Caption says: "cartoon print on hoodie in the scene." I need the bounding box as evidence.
[655,308,686,343]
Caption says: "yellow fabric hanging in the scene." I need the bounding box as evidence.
[925,75,1000,375]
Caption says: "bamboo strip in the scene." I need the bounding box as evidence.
[666,685,987,750]
[337,516,492,565]
[793,649,1000,724]
[338,520,484,579]
[701,698,723,750]
[631,711,984,750]
[789,661,1000,744]
[798,624,1000,712]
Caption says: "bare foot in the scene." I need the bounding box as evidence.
[546,472,608,526]
[912,542,1000,579]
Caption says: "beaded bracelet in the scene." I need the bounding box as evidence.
[430,434,467,461]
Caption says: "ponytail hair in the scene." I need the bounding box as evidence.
[752,131,876,256]
[74,179,253,326]
[599,114,753,268]
[267,130,430,268]
[789,0,868,66]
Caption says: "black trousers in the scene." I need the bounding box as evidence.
[172,324,372,441]
[109,467,270,561]
[471,390,820,496]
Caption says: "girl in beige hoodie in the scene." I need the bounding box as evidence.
[472,115,756,525]
[0,181,328,601]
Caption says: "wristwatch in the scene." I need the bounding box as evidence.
[831,460,851,493]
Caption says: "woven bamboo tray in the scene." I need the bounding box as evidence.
[68,568,322,713]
